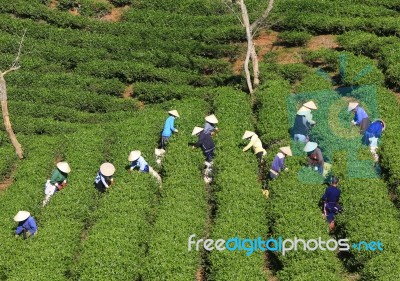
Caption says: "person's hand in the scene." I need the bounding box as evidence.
[175,129,179,133]
[351,120,356,125]
[284,167,289,171]
[242,148,246,152]
[192,146,195,149]
[15,234,19,239]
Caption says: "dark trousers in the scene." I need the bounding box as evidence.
[160,136,170,149]
[360,118,371,135]
[94,182,107,193]
[204,148,215,162]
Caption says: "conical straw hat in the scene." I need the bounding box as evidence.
[348,102,358,111]
[303,142,318,152]
[280,146,293,156]
[375,119,386,130]
[205,114,218,124]
[14,211,30,222]
[242,131,255,139]
[303,101,317,110]
[100,162,115,177]
[56,162,71,173]
[168,110,180,117]
[128,150,141,161]
[297,106,311,115]
[192,127,204,136]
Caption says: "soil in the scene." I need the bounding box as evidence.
[307,35,339,51]
[69,8,80,16]
[101,6,130,22]
[122,84,134,99]
[49,0,58,9]
[0,165,17,192]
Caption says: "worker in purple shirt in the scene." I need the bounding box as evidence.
[160,110,179,149]
[14,211,37,239]
[363,119,386,161]
[321,177,342,231]
[203,114,220,136]
[269,146,292,179]
[348,102,370,134]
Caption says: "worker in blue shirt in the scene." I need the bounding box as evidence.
[348,102,370,134]
[321,177,342,232]
[203,114,219,136]
[160,110,179,149]
[14,211,37,239]
[363,119,385,161]
[128,150,161,183]
[94,162,115,193]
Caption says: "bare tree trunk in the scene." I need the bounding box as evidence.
[250,45,259,86]
[239,0,254,94]
[236,0,274,94]
[0,74,23,159]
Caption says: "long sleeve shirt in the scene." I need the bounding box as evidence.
[304,111,316,125]
[161,116,176,137]
[322,186,341,203]
[243,134,265,154]
[195,131,215,152]
[293,115,312,136]
[271,152,286,173]
[95,171,112,188]
[16,216,37,236]
[50,168,67,186]
[353,106,369,125]
[130,156,149,172]
[366,121,384,138]
[203,122,217,135]
[307,148,324,166]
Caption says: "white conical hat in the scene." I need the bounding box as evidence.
[303,142,318,152]
[242,131,255,139]
[14,211,30,222]
[56,162,71,173]
[168,110,180,117]
[192,127,203,136]
[303,101,317,110]
[280,146,292,156]
[100,162,115,177]
[297,106,311,115]
[128,150,141,161]
[205,114,218,124]
[348,102,358,111]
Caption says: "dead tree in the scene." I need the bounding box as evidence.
[226,0,275,95]
[0,30,26,159]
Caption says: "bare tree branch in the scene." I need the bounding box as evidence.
[0,29,27,159]
[222,0,243,26]
[250,0,275,32]
[2,29,26,77]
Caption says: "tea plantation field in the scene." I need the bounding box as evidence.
[0,0,399,280]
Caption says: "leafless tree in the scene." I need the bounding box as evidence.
[225,0,275,95]
[0,30,27,159]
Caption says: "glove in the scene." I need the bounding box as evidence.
[314,166,318,171]
[284,167,289,171]
[175,129,179,133]
[351,120,356,125]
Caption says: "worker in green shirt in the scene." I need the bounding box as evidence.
[42,162,71,207]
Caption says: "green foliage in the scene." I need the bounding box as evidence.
[255,79,291,146]
[277,63,310,83]
[209,88,267,280]
[277,31,312,47]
